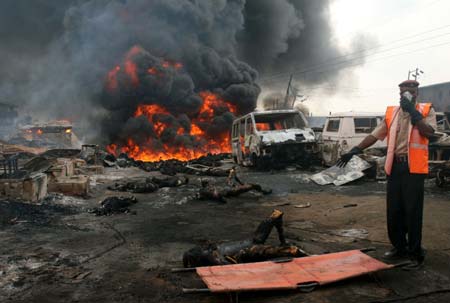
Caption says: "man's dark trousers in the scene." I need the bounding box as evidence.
[386,161,426,259]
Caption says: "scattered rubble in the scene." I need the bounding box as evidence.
[107,152,230,176]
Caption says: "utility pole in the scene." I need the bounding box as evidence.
[408,67,424,80]
[284,74,293,109]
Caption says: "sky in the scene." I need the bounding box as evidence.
[300,0,450,116]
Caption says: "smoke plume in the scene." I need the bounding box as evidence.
[0,0,374,157]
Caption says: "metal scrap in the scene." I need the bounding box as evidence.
[311,156,372,186]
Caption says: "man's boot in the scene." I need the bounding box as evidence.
[382,247,407,261]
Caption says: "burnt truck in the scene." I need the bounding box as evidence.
[231,109,318,168]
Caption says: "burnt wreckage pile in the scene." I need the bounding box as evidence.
[104,152,231,176]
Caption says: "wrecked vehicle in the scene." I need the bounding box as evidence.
[9,120,78,149]
[231,109,318,168]
[435,111,450,134]
[320,112,386,166]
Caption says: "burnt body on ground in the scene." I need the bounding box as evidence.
[89,196,138,216]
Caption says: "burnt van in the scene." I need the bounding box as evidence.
[231,109,318,168]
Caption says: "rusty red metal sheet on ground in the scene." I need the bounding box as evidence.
[196,249,393,292]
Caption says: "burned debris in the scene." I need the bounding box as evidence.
[110,152,230,176]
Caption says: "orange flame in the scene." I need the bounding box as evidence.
[106,143,117,155]
[256,123,271,131]
[104,48,236,162]
[135,104,169,118]
[124,57,138,87]
[107,92,235,162]
[190,124,204,136]
[106,47,184,90]
[105,46,142,90]
[107,66,120,92]
[198,91,237,122]
[162,61,170,68]
[147,67,158,75]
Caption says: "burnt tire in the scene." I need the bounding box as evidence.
[250,153,258,167]
[436,170,445,188]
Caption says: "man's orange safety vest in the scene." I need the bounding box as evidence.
[384,103,432,175]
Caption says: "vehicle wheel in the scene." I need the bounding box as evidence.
[436,170,445,188]
[250,153,258,168]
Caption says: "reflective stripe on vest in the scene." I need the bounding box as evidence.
[384,103,432,175]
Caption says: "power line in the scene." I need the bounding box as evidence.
[260,30,450,82]
[276,39,450,86]
[259,34,450,83]
[259,23,450,83]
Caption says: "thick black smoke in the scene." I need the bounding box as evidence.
[0,0,373,147]
[101,45,255,151]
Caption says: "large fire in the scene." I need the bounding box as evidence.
[104,46,240,162]
[106,92,236,162]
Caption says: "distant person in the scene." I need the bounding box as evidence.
[337,80,436,270]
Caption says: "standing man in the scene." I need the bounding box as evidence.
[337,80,436,270]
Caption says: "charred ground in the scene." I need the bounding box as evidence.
[1,165,449,303]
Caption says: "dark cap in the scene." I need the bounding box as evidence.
[398,79,419,88]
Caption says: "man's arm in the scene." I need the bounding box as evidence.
[415,107,436,138]
[356,134,379,150]
[336,135,378,167]
[415,119,435,138]
[336,119,386,167]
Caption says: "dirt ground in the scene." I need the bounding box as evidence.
[1,166,449,303]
